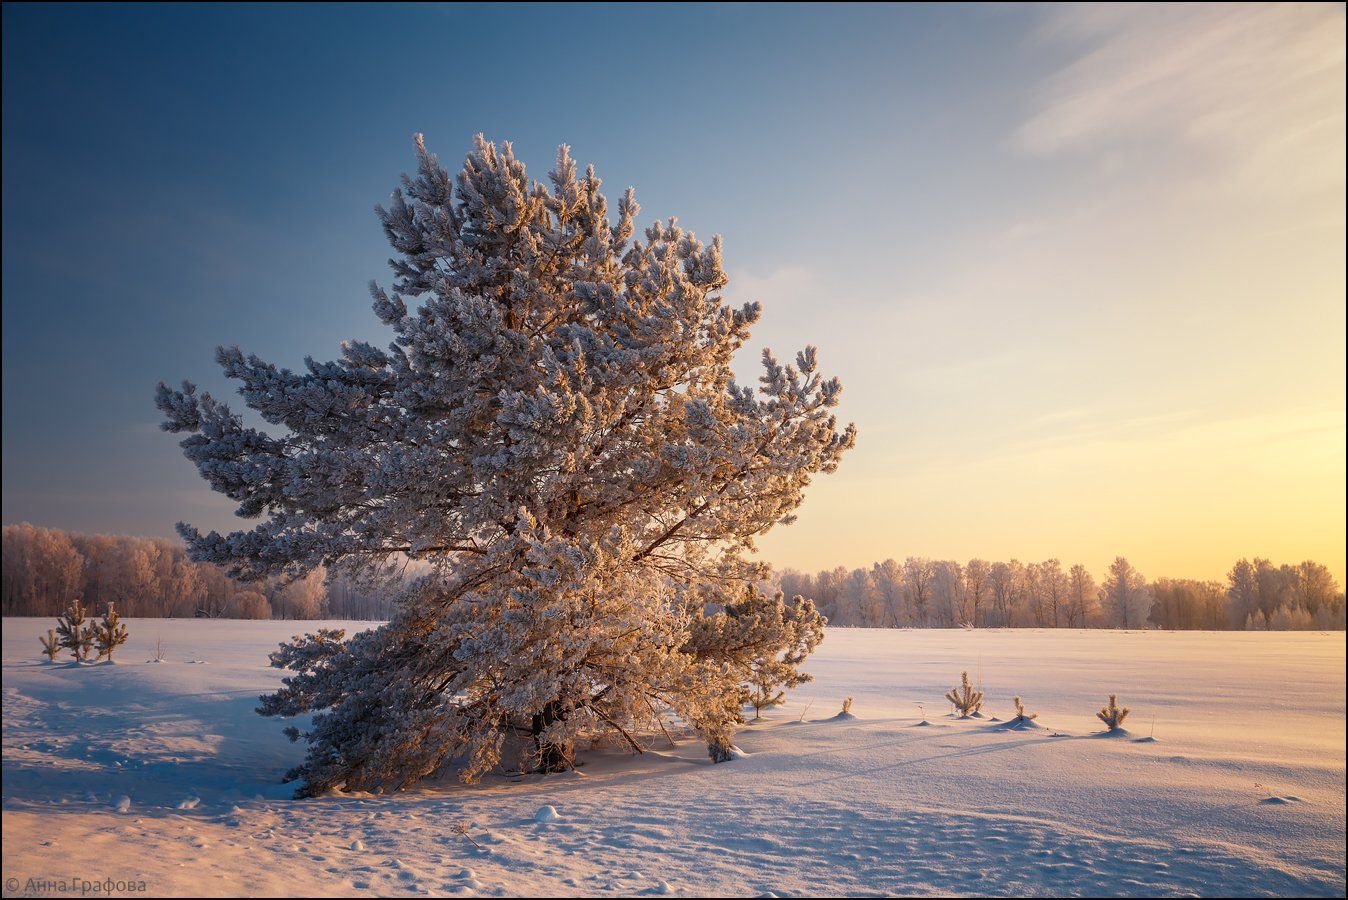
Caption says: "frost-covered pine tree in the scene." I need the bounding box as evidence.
[95,603,129,662]
[56,599,94,663]
[157,134,855,795]
[946,671,983,717]
[40,628,60,662]
[733,586,825,722]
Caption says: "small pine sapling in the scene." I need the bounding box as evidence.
[1097,694,1130,731]
[40,629,60,662]
[95,603,129,662]
[748,671,786,720]
[56,600,94,663]
[946,671,983,717]
[1011,695,1037,725]
[829,696,856,722]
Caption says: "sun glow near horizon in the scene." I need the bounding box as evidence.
[748,3,1346,585]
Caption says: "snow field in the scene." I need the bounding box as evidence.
[2,619,1343,897]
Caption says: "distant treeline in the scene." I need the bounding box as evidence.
[1,523,397,620]
[4,524,1343,630]
[772,556,1345,631]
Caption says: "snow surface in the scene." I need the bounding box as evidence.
[3,619,1344,897]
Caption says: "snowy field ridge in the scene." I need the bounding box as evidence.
[2,619,1344,897]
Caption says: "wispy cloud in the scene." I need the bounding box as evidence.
[1016,4,1345,196]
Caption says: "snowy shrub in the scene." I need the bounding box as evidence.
[1269,604,1314,631]
[841,696,854,715]
[56,599,95,662]
[39,628,60,662]
[1097,694,1130,731]
[94,603,129,662]
[159,134,854,795]
[1010,695,1037,724]
[945,671,983,717]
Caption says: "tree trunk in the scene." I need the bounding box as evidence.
[530,701,574,773]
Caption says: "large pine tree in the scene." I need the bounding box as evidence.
[157,135,854,795]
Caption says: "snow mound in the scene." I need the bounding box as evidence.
[112,795,131,813]
[828,711,857,722]
[999,717,1046,731]
[177,796,200,810]
[534,805,561,824]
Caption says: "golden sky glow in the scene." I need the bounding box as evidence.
[746,4,1346,584]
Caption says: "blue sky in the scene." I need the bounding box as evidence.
[4,4,1344,582]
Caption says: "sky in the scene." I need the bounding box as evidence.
[3,3,1344,585]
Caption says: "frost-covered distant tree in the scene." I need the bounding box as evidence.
[1101,557,1149,629]
[94,603,129,662]
[1040,559,1067,628]
[902,557,934,625]
[1148,578,1226,630]
[2,523,85,616]
[932,560,965,626]
[1225,558,1260,627]
[963,559,990,627]
[987,560,1020,627]
[1289,561,1337,618]
[230,590,273,620]
[1022,560,1047,626]
[844,566,881,627]
[1252,558,1292,624]
[1065,563,1098,627]
[158,135,854,794]
[871,558,904,627]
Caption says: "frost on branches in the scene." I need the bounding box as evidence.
[156,135,855,796]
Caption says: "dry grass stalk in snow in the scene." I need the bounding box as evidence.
[1012,695,1037,724]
